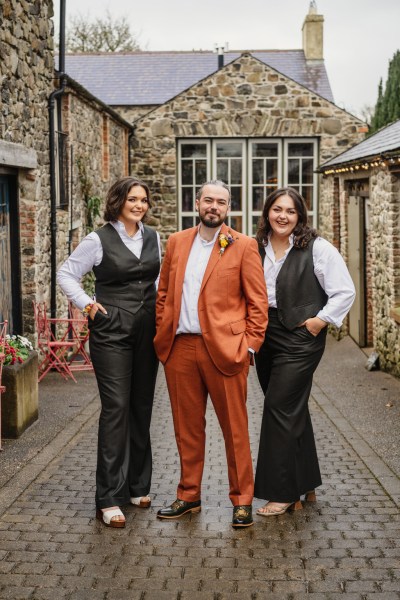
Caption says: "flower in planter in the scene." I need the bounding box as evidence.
[3,335,34,366]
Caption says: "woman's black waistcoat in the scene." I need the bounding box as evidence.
[260,238,328,330]
[93,223,160,314]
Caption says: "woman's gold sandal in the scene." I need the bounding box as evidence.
[256,500,303,516]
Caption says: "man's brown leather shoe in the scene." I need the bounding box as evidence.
[232,505,253,528]
[157,499,201,519]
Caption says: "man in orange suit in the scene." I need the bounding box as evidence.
[154,180,268,528]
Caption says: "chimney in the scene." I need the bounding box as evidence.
[302,1,324,60]
[214,43,229,69]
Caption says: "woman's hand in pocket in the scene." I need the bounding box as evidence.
[89,303,108,320]
[299,316,327,337]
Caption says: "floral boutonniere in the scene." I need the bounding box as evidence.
[218,230,235,256]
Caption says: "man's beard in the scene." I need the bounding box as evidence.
[199,213,225,228]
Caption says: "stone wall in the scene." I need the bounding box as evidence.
[0,0,54,334]
[113,105,158,123]
[56,88,130,316]
[368,170,400,376]
[131,53,365,246]
[323,169,400,377]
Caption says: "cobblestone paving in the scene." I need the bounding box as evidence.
[0,368,399,599]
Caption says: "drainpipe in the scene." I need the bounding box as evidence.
[128,125,136,175]
[48,0,67,320]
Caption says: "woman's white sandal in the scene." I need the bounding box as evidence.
[96,507,125,528]
[130,496,151,508]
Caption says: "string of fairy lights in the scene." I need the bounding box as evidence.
[321,154,400,176]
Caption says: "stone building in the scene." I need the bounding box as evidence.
[1,1,368,340]
[0,1,131,335]
[0,0,54,335]
[64,3,367,245]
[319,120,400,377]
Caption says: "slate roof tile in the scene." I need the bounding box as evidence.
[320,119,400,167]
[63,50,334,106]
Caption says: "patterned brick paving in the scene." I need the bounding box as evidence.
[0,368,399,599]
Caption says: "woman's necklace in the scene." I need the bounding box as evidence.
[271,237,290,259]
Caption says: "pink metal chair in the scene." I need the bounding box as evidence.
[66,302,93,372]
[0,320,8,451]
[33,302,77,383]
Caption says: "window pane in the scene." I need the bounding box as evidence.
[252,187,265,211]
[181,144,207,158]
[216,142,242,157]
[302,158,314,184]
[182,216,194,230]
[216,160,228,181]
[252,143,278,157]
[252,159,264,184]
[181,161,193,185]
[302,186,313,210]
[230,159,242,184]
[288,143,313,157]
[229,215,243,232]
[266,160,278,185]
[231,187,242,211]
[182,188,193,211]
[195,160,207,184]
[252,215,261,236]
[288,159,299,184]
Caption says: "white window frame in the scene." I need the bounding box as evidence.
[248,139,283,237]
[177,138,319,233]
[177,139,211,230]
[212,139,247,234]
[283,138,318,227]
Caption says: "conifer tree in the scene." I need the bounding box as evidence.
[370,51,400,134]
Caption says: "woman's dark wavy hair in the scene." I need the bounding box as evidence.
[104,177,152,222]
[256,187,317,249]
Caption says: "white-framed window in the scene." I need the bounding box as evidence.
[284,139,318,223]
[177,138,318,234]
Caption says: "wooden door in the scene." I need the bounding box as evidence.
[0,176,12,329]
[347,193,366,346]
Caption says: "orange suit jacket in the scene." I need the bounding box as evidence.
[154,223,269,376]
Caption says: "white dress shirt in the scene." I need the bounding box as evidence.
[264,235,355,328]
[57,220,162,310]
[176,227,221,334]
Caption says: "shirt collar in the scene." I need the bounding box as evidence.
[113,219,144,239]
[265,234,294,262]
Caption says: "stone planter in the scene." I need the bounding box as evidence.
[1,351,38,438]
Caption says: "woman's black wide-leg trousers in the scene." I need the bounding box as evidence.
[89,304,158,509]
[254,308,326,503]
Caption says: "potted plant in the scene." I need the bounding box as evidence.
[1,335,38,438]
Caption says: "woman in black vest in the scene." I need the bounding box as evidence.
[254,187,355,516]
[57,177,160,527]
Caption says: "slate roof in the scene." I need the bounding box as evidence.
[63,50,334,107]
[320,119,400,168]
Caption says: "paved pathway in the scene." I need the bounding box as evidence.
[0,343,399,599]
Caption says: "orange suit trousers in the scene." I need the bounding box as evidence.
[164,334,254,506]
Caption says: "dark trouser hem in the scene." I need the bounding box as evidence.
[96,495,131,510]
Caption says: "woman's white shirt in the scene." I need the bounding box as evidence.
[264,235,355,328]
[57,220,162,310]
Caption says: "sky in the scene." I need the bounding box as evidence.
[53,0,399,119]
